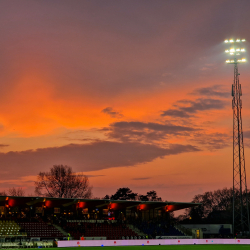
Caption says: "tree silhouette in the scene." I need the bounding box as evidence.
[8,187,25,196]
[180,187,240,224]
[0,191,7,196]
[35,165,92,198]
[146,190,162,201]
[110,187,138,200]
[105,188,162,201]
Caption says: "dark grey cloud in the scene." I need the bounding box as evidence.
[191,85,230,98]
[161,109,192,118]
[105,121,198,143]
[0,141,199,180]
[161,98,226,118]
[132,177,152,180]
[86,175,106,178]
[190,132,230,151]
[60,136,100,142]
[181,99,225,113]
[101,107,123,118]
[0,144,9,148]
[242,131,250,148]
[243,130,250,139]
[59,129,102,142]
[2,0,250,100]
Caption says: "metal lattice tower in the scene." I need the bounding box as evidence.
[225,38,250,235]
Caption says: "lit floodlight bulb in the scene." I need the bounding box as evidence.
[237,59,242,62]
[242,39,246,42]
[226,60,230,63]
[230,48,235,52]
[242,58,246,62]
[230,39,234,43]
[230,53,234,55]
[241,48,245,52]
[236,39,241,42]
[236,48,240,52]
[236,53,240,56]
[225,40,229,43]
[231,60,235,63]
[225,50,229,53]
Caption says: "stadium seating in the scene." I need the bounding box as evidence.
[0,220,23,236]
[131,220,185,237]
[17,222,64,238]
[66,221,138,240]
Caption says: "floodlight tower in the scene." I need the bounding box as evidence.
[225,38,250,236]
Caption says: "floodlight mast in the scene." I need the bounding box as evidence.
[225,38,250,236]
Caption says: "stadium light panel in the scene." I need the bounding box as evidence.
[224,39,247,65]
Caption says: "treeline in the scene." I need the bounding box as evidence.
[0,187,25,197]
[178,188,248,224]
[0,165,92,199]
[1,164,247,225]
[103,187,162,201]
[0,165,162,201]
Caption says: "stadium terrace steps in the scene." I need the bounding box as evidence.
[18,222,64,238]
[127,224,146,237]
[66,222,138,240]
[173,224,192,236]
[0,220,25,236]
[53,224,68,237]
[131,220,185,237]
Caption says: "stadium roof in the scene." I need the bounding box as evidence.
[0,196,200,212]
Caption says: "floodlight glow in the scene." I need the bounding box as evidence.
[224,39,247,65]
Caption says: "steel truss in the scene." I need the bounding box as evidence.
[232,62,250,235]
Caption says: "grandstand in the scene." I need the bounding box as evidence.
[0,195,199,244]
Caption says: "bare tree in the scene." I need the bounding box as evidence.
[35,165,92,198]
[181,187,237,224]
[8,187,25,196]
[0,191,7,196]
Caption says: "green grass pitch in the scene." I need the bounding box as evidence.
[56,245,250,250]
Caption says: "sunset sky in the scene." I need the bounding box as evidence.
[1,0,250,210]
